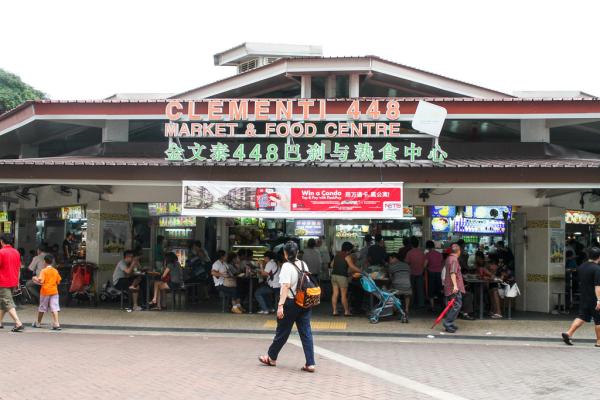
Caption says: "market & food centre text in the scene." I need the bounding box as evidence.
[164,99,406,138]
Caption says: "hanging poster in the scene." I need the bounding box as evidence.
[549,220,565,264]
[102,220,129,255]
[182,181,403,219]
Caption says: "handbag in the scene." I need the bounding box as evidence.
[505,282,520,298]
[223,262,238,288]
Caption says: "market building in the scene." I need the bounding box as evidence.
[2,42,600,314]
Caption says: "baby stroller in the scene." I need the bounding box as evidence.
[99,280,125,302]
[66,261,98,306]
[360,273,406,324]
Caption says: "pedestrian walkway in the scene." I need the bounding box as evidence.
[9,304,596,341]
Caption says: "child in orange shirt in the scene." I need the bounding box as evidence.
[32,255,62,330]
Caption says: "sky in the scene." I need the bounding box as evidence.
[1,0,599,100]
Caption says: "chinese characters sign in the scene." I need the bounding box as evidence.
[182,181,403,219]
[165,141,447,164]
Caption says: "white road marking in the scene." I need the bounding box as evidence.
[290,339,471,400]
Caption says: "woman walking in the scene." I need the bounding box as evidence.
[259,241,316,372]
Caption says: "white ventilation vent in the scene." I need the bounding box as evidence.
[238,58,258,74]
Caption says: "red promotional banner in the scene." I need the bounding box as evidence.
[182,181,403,219]
[290,187,402,213]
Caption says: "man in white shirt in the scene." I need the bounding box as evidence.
[25,246,48,302]
[255,251,280,314]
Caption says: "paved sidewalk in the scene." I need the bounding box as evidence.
[1,329,598,400]
[7,304,596,342]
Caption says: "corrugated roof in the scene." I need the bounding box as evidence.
[0,156,598,168]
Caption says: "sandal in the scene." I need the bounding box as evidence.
[561,332,573,346]
[150,305,162,311]
[344,313,353,317]
[258,355,276,367]
[301,365,316,373]
[332,312,340,317]
[11,324,24,333]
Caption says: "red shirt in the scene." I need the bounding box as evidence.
[425,250,443,273]
[0,244,21,288]
[405,248,426,276]
[443,254,465,297]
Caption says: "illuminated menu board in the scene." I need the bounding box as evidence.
[149,203,182,216]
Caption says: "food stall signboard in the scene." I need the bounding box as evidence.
[465,206,512,220]
[565,210,597,225]
[453,217,506,234]
[61,206,85,220]
[430,206,456,218]
[159,216,196,227]
[294,220,324,237]
[149,203,182,216]
[182,181,403,219]
[0,211,7,222]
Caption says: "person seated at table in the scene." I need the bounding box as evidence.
[388,252,411,323]
[112,250,143,311]
[211,250,244,314]
[480,252,502,319]
[149,252,183,310]
[255,251,280,314]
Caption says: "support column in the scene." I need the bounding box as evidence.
[300,75,311,98]
[520,206,565,312]
[325,75,337,98]
[86,200,132,293]
[15,208,36,251]
[521,120,550,143]
[349,73,360,98]
[102,120,129,143]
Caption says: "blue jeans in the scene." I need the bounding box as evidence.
[411,274,425,307]
[268,298,315,366]
[255,285,278,312]
[443,292,463,329]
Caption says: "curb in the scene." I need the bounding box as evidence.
[11,323,595,343]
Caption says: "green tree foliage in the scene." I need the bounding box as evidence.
[0,68,46,114]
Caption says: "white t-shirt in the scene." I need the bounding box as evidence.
[211,260,227,286]
[278,260,307,299]
[264,260,281,288]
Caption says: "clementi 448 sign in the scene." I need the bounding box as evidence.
[163,99,448,164]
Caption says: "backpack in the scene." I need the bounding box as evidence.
[290,261,321,308]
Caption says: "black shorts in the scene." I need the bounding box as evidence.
[115,277,134,291]
[577,303,600,325]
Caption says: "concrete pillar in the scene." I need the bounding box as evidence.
[325,75,337,98]
[521,120,550,143]
[349,74,360,98]
[15,208,36,251]
[102,120,129,143]
[86,200,132,292]
[300,75,312,98]
[20,144,39,159]
[520,206,565,312]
